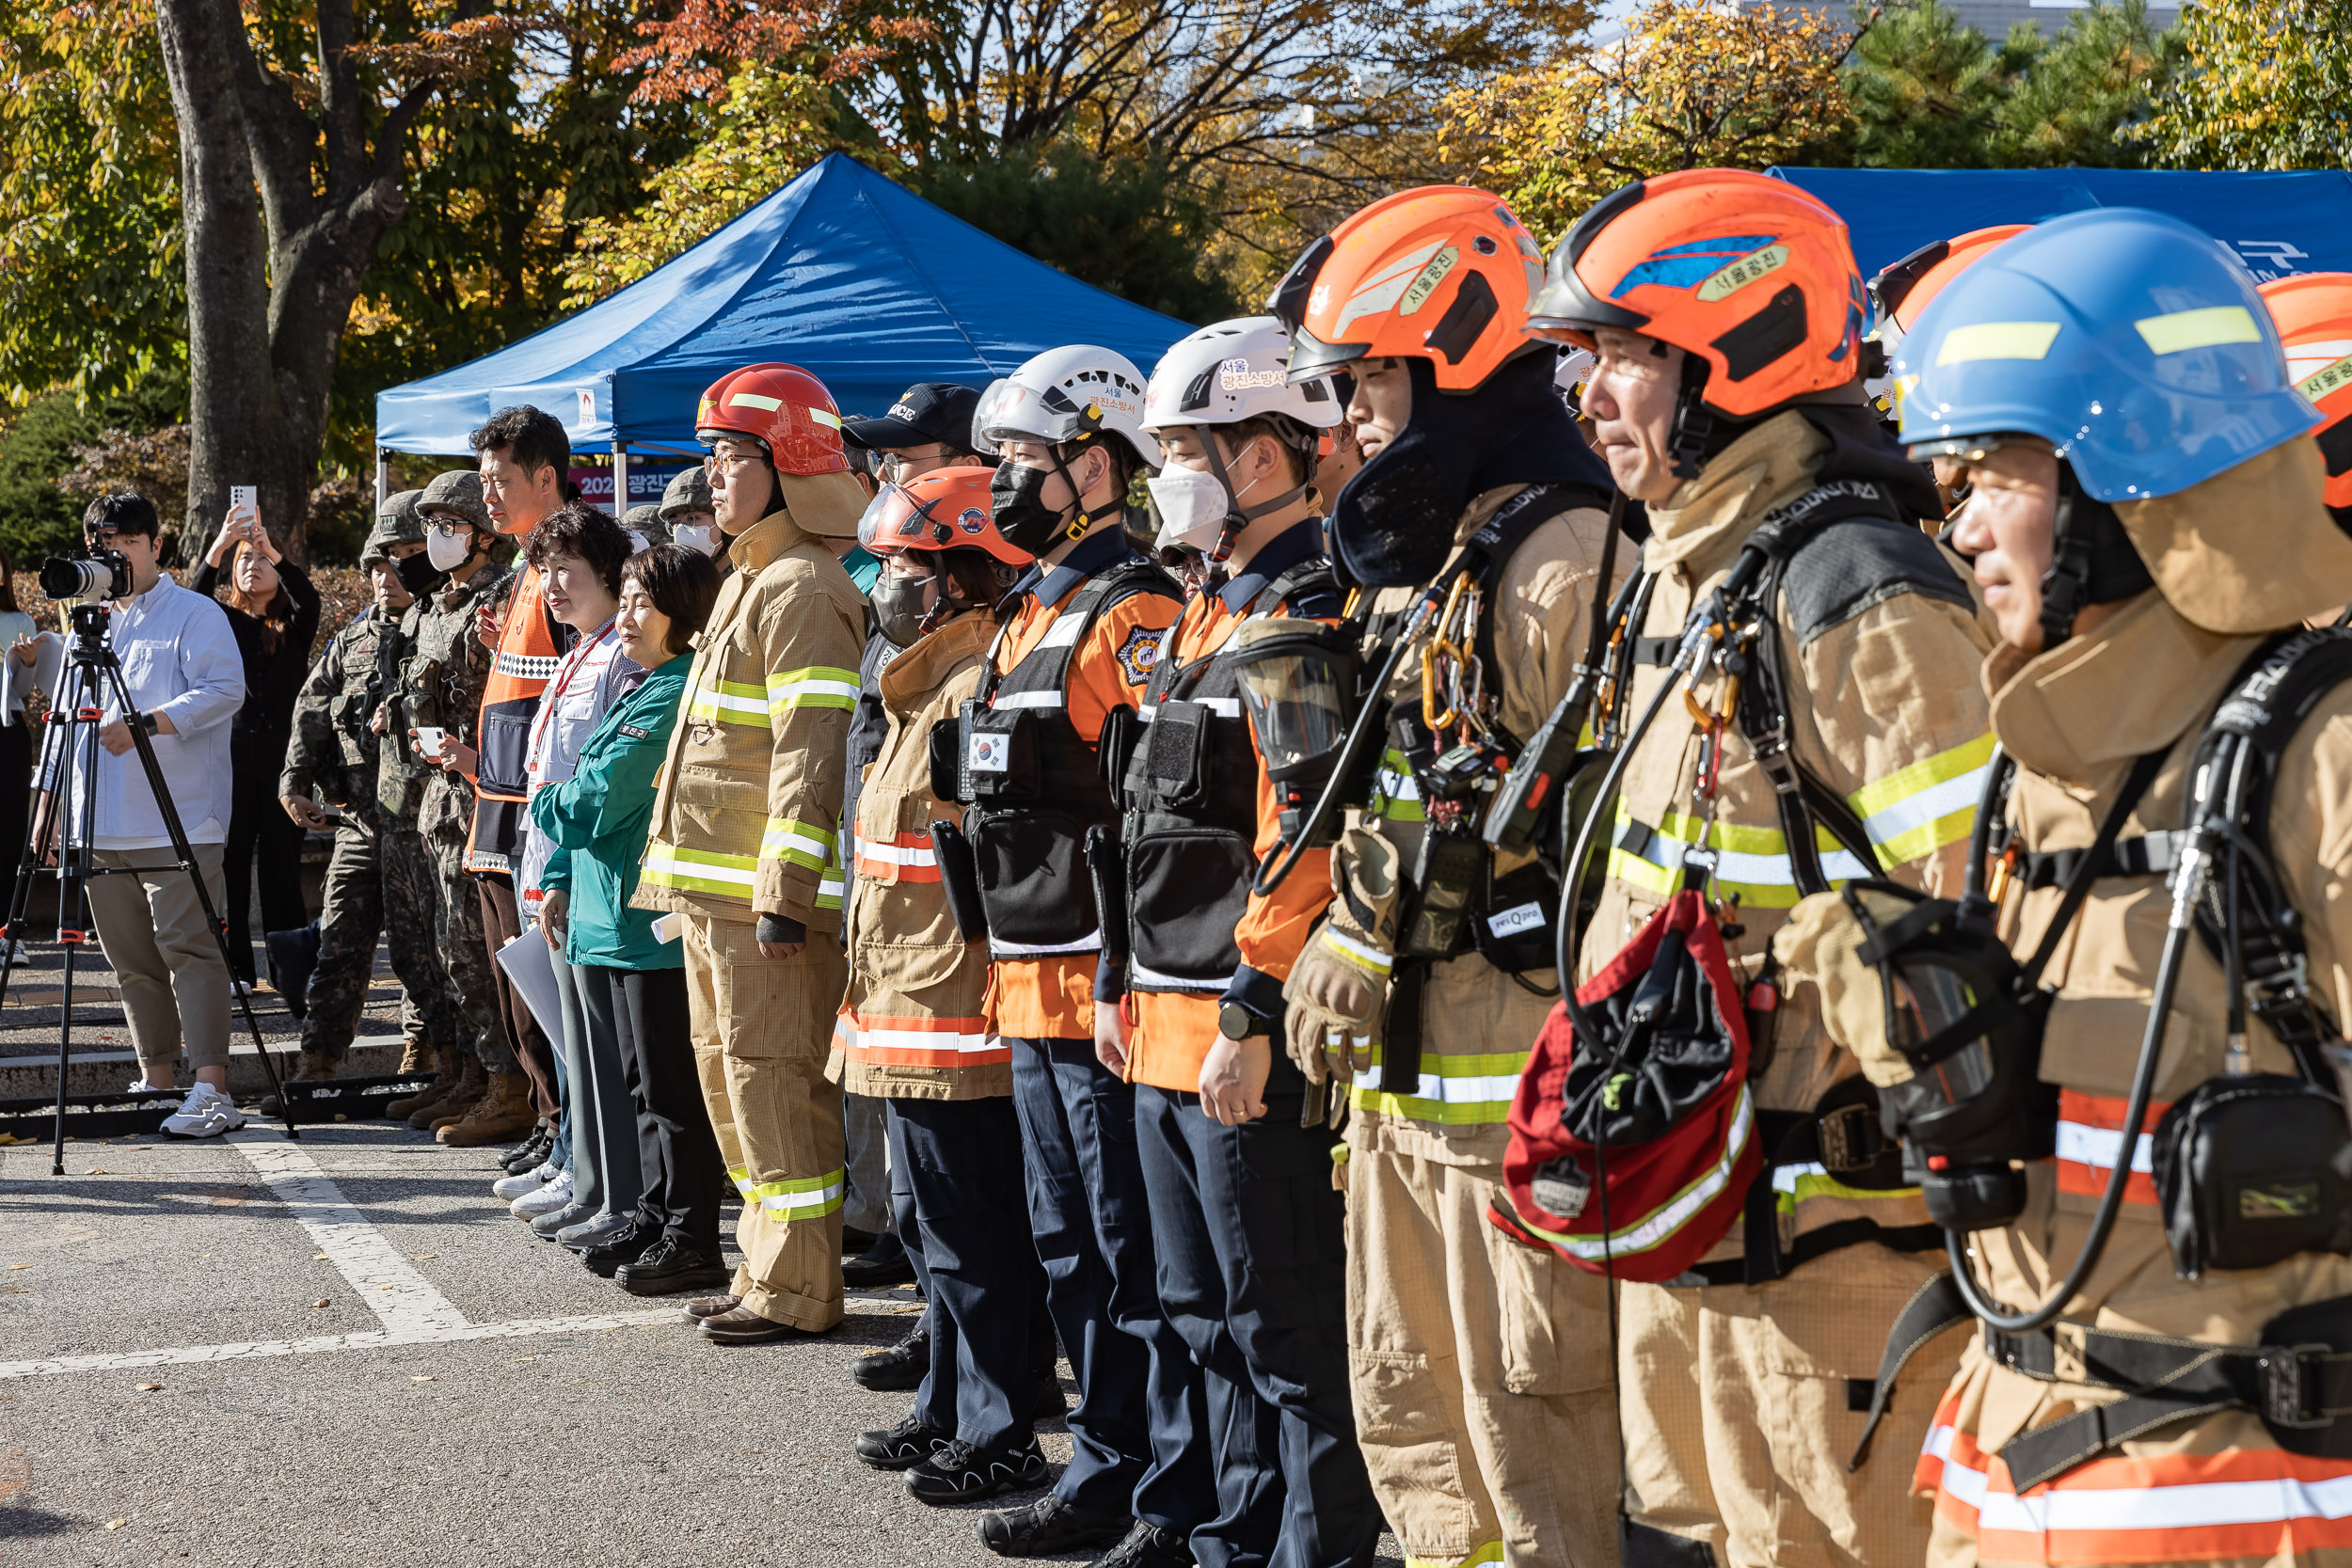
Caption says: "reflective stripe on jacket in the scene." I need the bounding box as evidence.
[832,610,1009,1100]
[633,509,865,928]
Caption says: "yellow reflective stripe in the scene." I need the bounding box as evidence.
[1772,1163,1925,1215]
[767,665,859,716]
[727,1164,752,1195]
[686,674,772,728]
[1314,925,1392,977]
[1936,321,2060,364]
[760,816,837,871]
[1406,1547,1506,1568]
[1347,1045,1523,1125]
[1367,746,1425,824]
[642,843,758,896]
[2136,305,2261,356]
[1847,732,1994,866]
[742,1166,847,1217]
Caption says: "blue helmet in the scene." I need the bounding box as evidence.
[1895,208,2318,503]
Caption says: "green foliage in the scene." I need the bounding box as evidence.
[2137,0,2352,169]
[913,142,1241,325]
[0,372,186,567]
[1838,0,2173,169]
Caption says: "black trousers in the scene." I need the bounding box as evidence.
[0,719,32,863]
[224,755,306,982]
[1136,1050,1378,1568]
[589,963,723,1252]
[887,1095,1057,1449]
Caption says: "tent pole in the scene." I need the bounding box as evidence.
[612,443,629,518]
[374,448,390,511]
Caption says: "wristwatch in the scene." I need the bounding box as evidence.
[1216,1001,1267,1042]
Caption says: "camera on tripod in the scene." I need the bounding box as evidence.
[39,550,133,605]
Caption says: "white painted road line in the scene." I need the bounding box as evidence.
[230,1130,468,1334]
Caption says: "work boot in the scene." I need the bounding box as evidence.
[678,1293,739,1325]
[259,1048,341,1117]
[977,1493,1130,1557]
[1092,1518,1197,1568]
[418,1053,485,1130]
[386,1047,453,1121]
[437,1069,535,1147]
[394,1037,431,1074]
[852,1322,930,1391]
[500,1121,552,1175]
[698,1305,823,1345]
[903,1436,1048,1505]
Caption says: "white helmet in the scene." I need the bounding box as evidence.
[1142,316,1345,436]
[979,345,1158,471]
[969,378,1009,459]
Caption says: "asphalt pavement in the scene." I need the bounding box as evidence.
[0,1113,1422,1568]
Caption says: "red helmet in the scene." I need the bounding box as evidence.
[1526,168,1867,418]
[695,363,850,476]
[856,466,1028,565]
[1869,224,2030,346]
[1269,185,1549,393]
[2260,272,2352,515]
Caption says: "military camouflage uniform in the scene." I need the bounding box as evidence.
[400,560,516,1073]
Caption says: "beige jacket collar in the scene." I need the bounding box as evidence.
[1642,410,1830,579]
[880,610,995,716]
[1985,589,2266,785]
[728,509,814,574]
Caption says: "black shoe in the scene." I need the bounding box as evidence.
[841,1225,881,1255]
[264,923,320,1021]
[903,1436,1048,1505]
[842,1230,917,1289]
[976,1492,1129,1557]
[580,1222,657,1279]
[501,1124,552,1175]
[615,1237,731,1296]
[1093,1518,1197,1568]
[852,1323,930,1392]
[1030,1374,1067,1423]
[855,1413,950,1471]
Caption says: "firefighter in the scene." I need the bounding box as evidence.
[1267,186,1628,1568]
[1521,168,1996,1567]
[828,467,1062,1537]
[1104,315,1378,1567]
[635,362,869,1344]
[1862,207,2352,1568]
[941,346,1208,1542]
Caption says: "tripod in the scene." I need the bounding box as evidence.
[0,601,291,1174]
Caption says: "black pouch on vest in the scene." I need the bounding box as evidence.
[1086,825,1129,965]
[2152,1073,2352,1277]
[1135,700,1213,813]
[961,702,1042,803]
[1470,859,1561,974]
[1400,819,1486,960]
[1099,706,1143,802]
[929,818,989,942]
[2259,1292,2352,1458]
[928,717,964,804]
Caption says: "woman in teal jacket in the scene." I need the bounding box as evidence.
[530,545,726,1295]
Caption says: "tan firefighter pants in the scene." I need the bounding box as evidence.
[685,911,847,1331]
[1345,1140,1618,1568]
[1619,1243,1957,1568]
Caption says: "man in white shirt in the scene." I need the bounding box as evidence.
[42,494,247,1136]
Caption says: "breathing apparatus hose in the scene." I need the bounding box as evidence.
[1947,738,2242,1335]
[1253,557,1478,897]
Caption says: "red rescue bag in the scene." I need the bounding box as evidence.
[1494,890,1761,1280]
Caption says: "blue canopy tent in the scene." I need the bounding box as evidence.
[1765,167,2352,297]
[373,152,1192,498]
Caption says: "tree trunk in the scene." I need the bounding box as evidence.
[152,0,309,567]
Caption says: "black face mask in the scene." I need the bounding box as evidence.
[1328,350,1614,589]
[868,570,940,649]
[393,553,447,598]
[992,451,1101,557]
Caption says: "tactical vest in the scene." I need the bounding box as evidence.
[469,564,566,874]
[1120,560,1336,996]
[960,559,1173,960]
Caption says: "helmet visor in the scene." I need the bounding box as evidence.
[1223,620,1362,784]
[857,482,944,553]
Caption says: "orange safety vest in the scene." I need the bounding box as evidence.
[468,562,563,874]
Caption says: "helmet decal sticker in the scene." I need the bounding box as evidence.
[1398,245,1461,316]
[1335,240,1445,336]
[1693,243,1790,304]
[1610,235,1779,300]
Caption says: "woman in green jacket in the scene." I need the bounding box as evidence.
[530,545,727,1295]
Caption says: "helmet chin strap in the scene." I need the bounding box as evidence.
[1200,432,1310,590]
[1048,435,1104,545]
[2037,483,2091,652]
[1665,353,1718,481]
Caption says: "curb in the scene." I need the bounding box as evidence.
[0,1033,412,1103]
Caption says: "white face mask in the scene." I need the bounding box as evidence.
[1145,465,1235,555]
[672,523,719,557]
[425,528,473,571]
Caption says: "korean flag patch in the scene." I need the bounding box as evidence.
[1114,626,1163,687]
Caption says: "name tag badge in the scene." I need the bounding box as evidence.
[968,732,1010,773]
[1486,900,1548,940]
[618,723,650,740]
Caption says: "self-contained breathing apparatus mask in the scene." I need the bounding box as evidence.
[1224,616,1364,847]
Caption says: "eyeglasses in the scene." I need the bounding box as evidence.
[704,447,766,472]
[426,519,473,539]
[881,448,949,483]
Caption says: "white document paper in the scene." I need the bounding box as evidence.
[494,925,566,1045]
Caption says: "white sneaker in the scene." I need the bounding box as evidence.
[160,1083,246,1139]
[492,1160,559,1201]
[127,1076,171,1095]
[510,1167,573,1219]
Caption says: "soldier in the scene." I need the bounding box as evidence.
[383,469,532,1148]
[626,502,670,548]
[660,466,721,559]
[272,492,462,1093]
